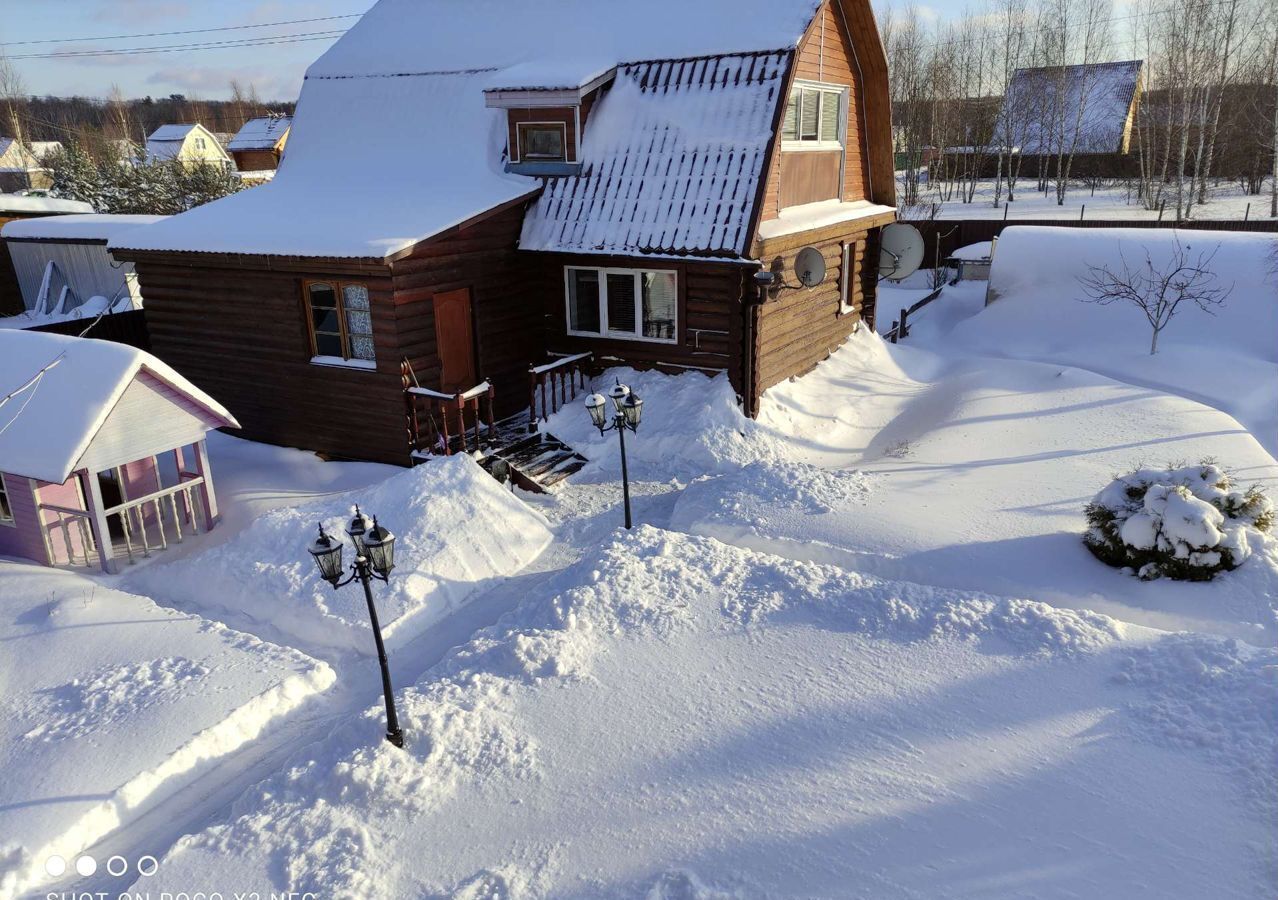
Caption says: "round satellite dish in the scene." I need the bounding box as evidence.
[879,223,925,282]
[794,247,826,288]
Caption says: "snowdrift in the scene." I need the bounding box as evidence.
[962,226,1278,451]
[131,528,1275,899]
[125,456,552,656]
[0,564,333,900]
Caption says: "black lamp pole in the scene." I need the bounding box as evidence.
[308,513,405,749]
[586,381,644,530]
[616,415,632,530]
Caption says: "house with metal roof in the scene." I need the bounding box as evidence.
[144,124,233,169]
[0,138,52,193]
[109,0,896,471]
[226,115,292,174]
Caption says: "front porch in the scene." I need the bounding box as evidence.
[36,441,220,574]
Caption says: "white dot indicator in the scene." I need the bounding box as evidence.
[106,856,129,877]
[137,855,158,877]
[44,855,66,877]
[75,855,97,877]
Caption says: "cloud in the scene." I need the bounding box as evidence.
[146,65,302,102]
[89,0,191,24]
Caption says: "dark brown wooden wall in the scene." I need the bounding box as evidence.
[231,149,280,171]
[124,251,410,464]
[0,216,25,315]
[530,253,745,392]
[390,204,543,420]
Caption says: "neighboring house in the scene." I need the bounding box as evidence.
[0,329,238,574]
[226,115,292,173]
[0,138,52,192]
[949,60,1145,177]
[0,195,96,316]
[144,124,233,168]
[111,0,895,467]
[2,214,163,320]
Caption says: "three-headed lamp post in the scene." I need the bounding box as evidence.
[307,505,405,748]
[585,380,644,529]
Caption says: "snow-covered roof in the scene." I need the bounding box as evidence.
[0,195,94,215]
[520,52,789,260]
[0,330,238,484]
[2,214,167,243]
[111,0,824,260]
[28,141,62,158]
[147,124,200,143]
[755,198,896,243]
[0,139,38,170]
[145,124,230,162]
[226,116,292,151]
[995,61,1143,155]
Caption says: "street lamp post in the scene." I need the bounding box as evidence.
[585,380,644,529]
[307,507,405,749]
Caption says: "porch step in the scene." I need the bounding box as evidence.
[481,432,587,493]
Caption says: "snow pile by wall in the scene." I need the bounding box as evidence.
[1085,462,1275,580]
[959,226,1278,451]
[132,527,1277,897]
[541,366,776,480]
[0,564,333,900]
[126,456,552,656]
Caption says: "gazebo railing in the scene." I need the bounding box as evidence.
[37,503,98,568]
[104,477,207,564]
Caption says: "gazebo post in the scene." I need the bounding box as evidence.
[193,440,219,529]
[82,470,117,574]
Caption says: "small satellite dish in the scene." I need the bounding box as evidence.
[794,247,826,288]
[879,223,925,282]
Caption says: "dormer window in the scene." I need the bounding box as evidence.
[517,122,567,162]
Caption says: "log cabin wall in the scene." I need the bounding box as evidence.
[122,251,410,464]
[529,252,746,392]
[390,203,543,420]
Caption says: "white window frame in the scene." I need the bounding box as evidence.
[782,81,848,152]
[0,473,14,526]
[515,121,568,163]
[564,266,679,345]
[838,240,856,316]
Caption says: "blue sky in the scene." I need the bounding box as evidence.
[2,0,963,102]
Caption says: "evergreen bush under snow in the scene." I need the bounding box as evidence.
[1084,461,1274,581]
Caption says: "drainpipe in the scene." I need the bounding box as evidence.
[744,270,775,418]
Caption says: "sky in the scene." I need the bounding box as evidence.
[0,0,374,101]
[0,0,969,103]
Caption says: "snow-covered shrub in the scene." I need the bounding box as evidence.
[1084,461,1274,581]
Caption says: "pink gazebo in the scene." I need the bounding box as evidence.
[0,330,239,573]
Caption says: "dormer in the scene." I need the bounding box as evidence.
[483,67,615,176]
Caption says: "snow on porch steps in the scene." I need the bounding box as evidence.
[125,528,1275,898]
[0,562,334,900]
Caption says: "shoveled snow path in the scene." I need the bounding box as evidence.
[38,480,684,900]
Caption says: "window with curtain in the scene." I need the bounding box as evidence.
[517,122,567,161]
[305,280,376,365]
[565,266,678,343]
[781,82,847,148]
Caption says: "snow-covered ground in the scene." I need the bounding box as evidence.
[905,176,1277,221]
[2,226,1275,897]
[0,565,334,900]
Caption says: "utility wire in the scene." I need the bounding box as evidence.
[5,30,349,61]
[0,14,362,47]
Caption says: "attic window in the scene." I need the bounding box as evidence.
[782,82,846,150]
[517,122,567,162]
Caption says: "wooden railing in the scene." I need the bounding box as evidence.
[38,503,97,568]
[529,352,592,432]
[104,478,206,564]
[884,285,944,344]
[401,359,496,457]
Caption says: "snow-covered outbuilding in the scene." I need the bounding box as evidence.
[226,115,292,173]
[144,124,233,169]
[111,0,897,466]
[0,138,52,192]
[0,330,239,573]
[1,214,164,322]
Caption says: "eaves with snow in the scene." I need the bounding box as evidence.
[109,0,827,262]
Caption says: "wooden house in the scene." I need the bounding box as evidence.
[0,195,96,316]
[111,0,895,468]
[226,116,292,173]
[144,124,233,169]
[0,330,238,573]
[0,138,52,193]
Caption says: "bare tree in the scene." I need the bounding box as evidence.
[0,53,27,152]
[1078,235,1231,354]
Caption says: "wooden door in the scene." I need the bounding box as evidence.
[434,287,477,394]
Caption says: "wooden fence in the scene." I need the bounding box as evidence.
[911,218,1278,265]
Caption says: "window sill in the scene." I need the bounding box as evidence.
[310,355,377,371]
[566,330,678,346]
[781,141,844,153]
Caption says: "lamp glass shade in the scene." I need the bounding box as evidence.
[622,393,643,429]
[346,506,372,556]
[609,382,630,411]
[585,393,608,428]
[363,519,396,578]
[308,525,345,584]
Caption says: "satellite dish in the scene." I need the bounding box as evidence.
[879,223,925,282]
[794,247,826,288]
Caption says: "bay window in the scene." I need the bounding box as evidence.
[305,280,376,368]
[565,266,677,343]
